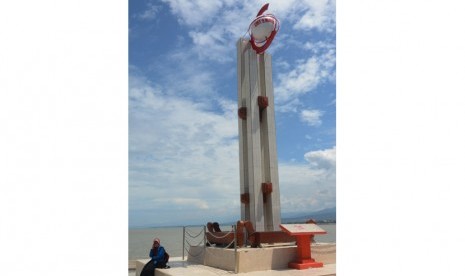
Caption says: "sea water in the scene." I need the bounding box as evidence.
[129,223,336,260]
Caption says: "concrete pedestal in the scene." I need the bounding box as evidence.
[186,243,335,273]
[134,244,335,275]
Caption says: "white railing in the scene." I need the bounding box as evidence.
[182,224,239,273]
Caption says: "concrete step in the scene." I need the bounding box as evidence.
[155,259,335,276]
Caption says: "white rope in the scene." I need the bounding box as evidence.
[185,229,204,239]
[207,230,235,239]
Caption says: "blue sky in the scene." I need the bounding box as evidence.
[129,0,336,227]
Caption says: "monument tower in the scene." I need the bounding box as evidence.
[237,4,281,232]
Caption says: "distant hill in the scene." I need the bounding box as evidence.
[218,207,336,226]
[282,207,336,223]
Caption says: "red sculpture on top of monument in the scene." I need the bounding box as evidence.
[248,3,280,54]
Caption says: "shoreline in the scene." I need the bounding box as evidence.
[129,221,336,230]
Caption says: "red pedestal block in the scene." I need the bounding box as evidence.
[279,224,327,270]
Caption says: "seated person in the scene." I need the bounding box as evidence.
[141,238,169,276]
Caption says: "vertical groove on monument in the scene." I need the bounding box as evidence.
[237,39,250,222]
[258,54,271,230]
[237,38,281,232]
[248,44,265,231]
[263,53,281,231]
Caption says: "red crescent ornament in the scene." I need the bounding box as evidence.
[248,3,280,54]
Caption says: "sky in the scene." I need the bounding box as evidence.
[129,0,336,227]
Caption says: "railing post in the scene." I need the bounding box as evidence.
[203,225,207,248]
[234,224,238,274]
[245,226,248,246]
[203,225,207,265]
[182,226,186,261]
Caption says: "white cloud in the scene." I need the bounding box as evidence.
[300,109,323,126]
[160,0,335,31]
[129,73,239,215]
[303,40,335,54]
[136,2,161,21]
[188,30,234,63]
[275,57,320,102]
[304,146,336,171]
[183,4,256,62]
[150,50,219,98]
[275,48,335,105]
[161,0,226,26]
[276,98,302,113]
[294,0,336,32]
[159,0,335,63]
[129,72,336,226]
[173,198,209,209]
[279,146,336,213]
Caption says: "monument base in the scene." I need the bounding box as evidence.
[187,243,335,273]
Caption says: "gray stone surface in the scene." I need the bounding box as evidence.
[237,38,281,232]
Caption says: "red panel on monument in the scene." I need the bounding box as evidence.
[261,182,272,194]
[257,96,269,110]
[238,107,247,120]
[240,193,250,204]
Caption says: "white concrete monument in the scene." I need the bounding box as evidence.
[237,3,281,232]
